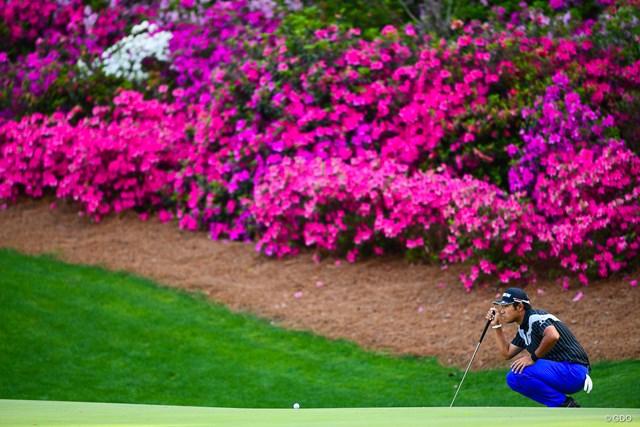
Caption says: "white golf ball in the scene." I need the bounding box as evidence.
[293,403,300,409]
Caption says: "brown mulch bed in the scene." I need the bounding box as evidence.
[1,198,638,370]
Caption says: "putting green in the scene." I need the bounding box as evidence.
[1,400,638,427]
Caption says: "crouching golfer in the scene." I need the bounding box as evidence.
[486,287,593,407]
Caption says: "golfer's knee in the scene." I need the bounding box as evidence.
[506,371,522,391]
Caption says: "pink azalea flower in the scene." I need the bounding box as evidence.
[404,24,417,37]
[158,210,173,223]
[550,0,565,10]
[458,36,472,47]
[406,237,424,248]
[345,50,360,65]
[381,25,398,37]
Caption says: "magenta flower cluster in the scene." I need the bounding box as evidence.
[0,91,191,220]
[1,0,639,290]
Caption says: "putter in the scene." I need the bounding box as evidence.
[449,318,492,407]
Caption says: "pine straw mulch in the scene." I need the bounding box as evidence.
[1,198,638,370]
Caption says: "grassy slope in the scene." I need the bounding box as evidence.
[0,249,638,408]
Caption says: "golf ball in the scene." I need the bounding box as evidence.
[293,403,300,409]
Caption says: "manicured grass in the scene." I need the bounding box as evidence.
[3,400,639,427]
[0,249,638,408]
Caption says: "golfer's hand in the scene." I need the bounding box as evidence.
[510,355,534,374]
[486,307,500,327]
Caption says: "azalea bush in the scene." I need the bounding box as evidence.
[1,0,639,289]
[0,90,192,219]
[252,154,537,291]
[531,145,640,282]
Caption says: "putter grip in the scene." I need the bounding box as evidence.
[478,318,492,343]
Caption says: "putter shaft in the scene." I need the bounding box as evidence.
[450,319,492,407]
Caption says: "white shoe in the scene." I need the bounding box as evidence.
[583,374,593,393]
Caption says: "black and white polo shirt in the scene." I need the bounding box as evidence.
[511,308,591,369]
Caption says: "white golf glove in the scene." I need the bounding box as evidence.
[583,374,593,393]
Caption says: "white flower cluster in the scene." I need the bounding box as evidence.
[78,21,173,82]
[248,0,302,18]
[248,0,279,19]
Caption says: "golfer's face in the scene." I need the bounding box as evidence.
[498,304,516,322]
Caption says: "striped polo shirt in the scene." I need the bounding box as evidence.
[511,308,591,369]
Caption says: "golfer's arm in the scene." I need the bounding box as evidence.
[532,325,560,359]
[493,328,523,359]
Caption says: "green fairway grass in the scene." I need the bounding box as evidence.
[2,400,639,427]
[0,248,638,408]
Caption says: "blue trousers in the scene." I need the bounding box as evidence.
[506,359,588,407]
